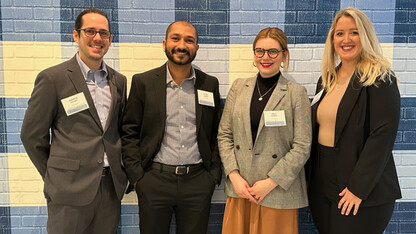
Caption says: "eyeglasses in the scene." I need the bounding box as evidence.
[77,28,111,39]
[254,48,285,59]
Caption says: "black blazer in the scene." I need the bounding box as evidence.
[121,63,222,186]
[307,73,402,207]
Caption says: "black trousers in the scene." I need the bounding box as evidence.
[309,144,395,234]
[135,164,216,234]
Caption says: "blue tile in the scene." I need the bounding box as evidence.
[284,24,315,36]
[395,2,416,43]
[399,222,416,233]
[209,0,229,11]
[60,0,91,7]
[394,143,416,150]
[60,1,119,42]
[401,98,416,107]
[409,36,416,43]
[190,12,227,23]
[404,108,416,119]
[209,24,229,36]
[0,207,11,233]
[297,11,333,23]
[395,131,403,143]
[22,216,47,227]
[284,11,297,23]
[403,131,416,144]
[317,23,331,36]
[175,1,229,44]
[396,10,409,23]
[175,0,207,10]
[1,8,33,19]
[373,11,396,23]
[395,23,416,35]
[15,21,53,33]
[316,0,339,10]
[286,0,315,11]
[396,0,416,9]
[60,8,73,21]
[175,10,189,21]
[241,0,278,10]
[296,36,328,44]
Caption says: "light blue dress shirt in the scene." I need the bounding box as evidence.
[153,64,203,166]
[76,53,111,167]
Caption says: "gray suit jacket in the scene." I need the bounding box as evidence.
[20,56,128,206]
[218,75,312,209]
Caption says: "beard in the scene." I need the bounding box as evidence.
[165,47,196,65]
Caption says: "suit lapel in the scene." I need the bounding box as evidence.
[255,76,287,144]
[105,69,118,132]
[311,82,326,135]
[334,75,363,146]
[194,70,203,133]
[153,65,167,127]
[241,77,256,146]
[66,57,102,130]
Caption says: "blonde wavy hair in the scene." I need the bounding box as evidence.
[321,7,394,91]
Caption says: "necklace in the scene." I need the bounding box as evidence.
[256,78,278,101]
[335,77,351,91]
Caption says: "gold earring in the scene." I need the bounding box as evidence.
[253,62,257,67]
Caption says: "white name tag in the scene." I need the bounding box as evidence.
[61,92,89,116]
[197,89,215,107]
[311,89,324,106]
[264,110,286,127]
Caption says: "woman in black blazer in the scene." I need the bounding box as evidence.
[307,7,401,234]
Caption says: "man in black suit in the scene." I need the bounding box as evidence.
[121,21,222,234]
[21,9,127,234]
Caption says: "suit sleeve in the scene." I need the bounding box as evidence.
[20,70,58,178]
[347,76,400,200]
[121,76,145,184]
[267,85,312,190]
[218,79,240,176]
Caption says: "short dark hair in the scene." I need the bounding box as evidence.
[74,9,110,34]
[165,21,198,43]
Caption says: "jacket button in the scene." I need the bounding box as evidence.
[272,154,278,159]
[236,145,240,150]
[97,159,103,164]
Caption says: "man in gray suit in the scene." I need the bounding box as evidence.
[20,8,127,234]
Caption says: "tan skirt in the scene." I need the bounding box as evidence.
[222,197,298,234]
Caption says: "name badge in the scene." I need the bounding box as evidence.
[264,110,286,127]
[61,92,89,116]
[311,89,324,106]
[197,89,215,107]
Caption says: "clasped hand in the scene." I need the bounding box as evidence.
[228,171,278,204]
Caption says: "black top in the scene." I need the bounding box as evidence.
[250,72,280,145]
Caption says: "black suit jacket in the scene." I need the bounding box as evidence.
[21,56,128,206]
[307,73,402,207]
[121,63,222,186]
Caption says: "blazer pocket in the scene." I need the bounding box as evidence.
[47,157,80,171]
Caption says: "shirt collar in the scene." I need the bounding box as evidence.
[75,53,108,81]
[165,63,196,86]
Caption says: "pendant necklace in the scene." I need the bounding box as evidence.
[256,78,278,101]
